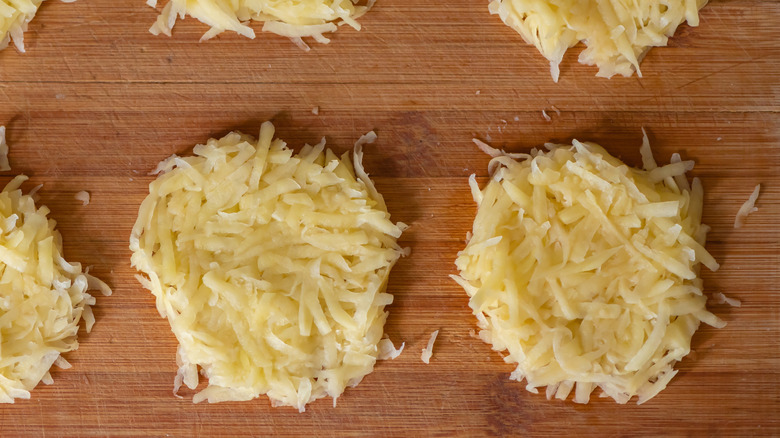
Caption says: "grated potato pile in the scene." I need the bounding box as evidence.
[130,122,407,411]
[0,0,73,53]
[453,132,724,404]
[0,175,111,403]
[147,0,374,50]
[489,0,708,81]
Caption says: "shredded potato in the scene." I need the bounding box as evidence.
[377,337,404,360]
[0,0,73,53]
[130,122,406,411]
[0,175,111,403]
[712,292,741,308]
[489,0,708,81]
[420,330,439,364]
[734,184,760,228]
[453,132,724,404]
[75,191,90,206]
[0,126,9,170]
[147,0,374,50]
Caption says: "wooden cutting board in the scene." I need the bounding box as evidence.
[0,0,778,436]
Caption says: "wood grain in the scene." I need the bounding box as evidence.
[0,0,778,436]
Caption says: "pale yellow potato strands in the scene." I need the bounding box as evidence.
[0,126,9,170]
[453,133,724,404]
[147,0,375,50]
[489,0,708,81]
[420,329,438,364]
[130,122,406,411]
[0,174,111,403]
[0,0,74,53]
[734,184,760,229]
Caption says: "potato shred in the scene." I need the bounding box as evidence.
[130,122,407,411]
[0,175,111,403]
[734,184,760,229]
[489,0,708,81]
[147,0,375,50]
[0,0,73,53]
[0,126,9,170]
[452,132,724,404]
[420,329,438,364]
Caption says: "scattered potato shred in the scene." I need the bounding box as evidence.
[377,338,404,360]
[130,122,406,412]
[734,184,760,228]
[0,0,72,53]
[147,0,374,50]
[75,191,90,206]
[489,0,708,81]
[0,175,110,403]
[712,292,741,308]
[0,126,9,170]
[453,132,724,404]
[421,330,438,364]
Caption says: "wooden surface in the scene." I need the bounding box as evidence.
[0,0,778,436]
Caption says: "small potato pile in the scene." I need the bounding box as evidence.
[453,134,723,404]
[131,123,406,411]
